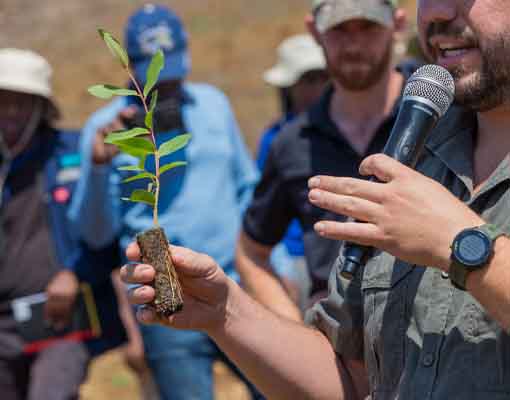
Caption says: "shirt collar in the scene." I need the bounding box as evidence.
[426,105,510,196]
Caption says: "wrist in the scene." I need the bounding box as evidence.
[206,279,243,339]
[465,236,510,292]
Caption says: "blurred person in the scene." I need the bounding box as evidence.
[0,48,125,400]
[123,0,510,398]
[236,0,417,321]
[68,4,263,400]
[256,33,329,307]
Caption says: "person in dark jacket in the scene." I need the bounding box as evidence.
[0,48,125,400]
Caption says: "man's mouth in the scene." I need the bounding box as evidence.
[437,43,476,58]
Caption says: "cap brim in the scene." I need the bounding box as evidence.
[317,8,393,33]
[264,60,326,88]
[133,49,190,85]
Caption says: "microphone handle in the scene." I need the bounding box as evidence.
[340,100,439,280]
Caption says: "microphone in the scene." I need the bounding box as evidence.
[340,64,456,280]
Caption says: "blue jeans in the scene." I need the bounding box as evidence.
[140,324,264,400]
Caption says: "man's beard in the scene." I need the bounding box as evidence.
[452,34,510,112]
[328,41,393,91]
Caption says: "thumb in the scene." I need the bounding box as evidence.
[359,154,412,183]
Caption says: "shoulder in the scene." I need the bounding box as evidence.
[270,112,312,157]
[184,82,230,107]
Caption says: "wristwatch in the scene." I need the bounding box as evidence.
[449,224,506,291]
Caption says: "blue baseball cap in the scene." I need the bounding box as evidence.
[125,4,190,84]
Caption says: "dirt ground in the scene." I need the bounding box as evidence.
[2,1,415,398]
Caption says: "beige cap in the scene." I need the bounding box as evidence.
[263,34,326,88]
[0,48,53,99]
[313,0,397,33]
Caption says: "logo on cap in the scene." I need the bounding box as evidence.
[138,24,175,56]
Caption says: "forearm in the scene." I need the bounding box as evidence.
[236,240,302,321]
[467,236,510,331]
[209,281,357,400]
[69,165,119,248]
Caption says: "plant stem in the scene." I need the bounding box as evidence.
[126,68,160,227]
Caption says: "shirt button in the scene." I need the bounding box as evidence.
[422,353,435,367]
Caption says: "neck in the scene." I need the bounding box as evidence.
[329,66,404,155]
[474,104,510,185]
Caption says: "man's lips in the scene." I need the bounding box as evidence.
[428,37,478,67]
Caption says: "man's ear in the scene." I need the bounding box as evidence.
[305,14,322,45]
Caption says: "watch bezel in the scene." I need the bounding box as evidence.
[452,228,492,269]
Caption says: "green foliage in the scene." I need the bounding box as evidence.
[122,172,156,184]
[144,50,164,97]
[92,29,191,224]
[122,189,155,206]
[160,161,187,176]
[88,84,138,99]
[158,134,192,158]
[104,127,149,144]
[98,29,129,67]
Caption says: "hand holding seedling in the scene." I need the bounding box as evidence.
[88,29,190,316]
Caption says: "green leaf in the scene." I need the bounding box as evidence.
[88,85,138,99]
[117,138,155,155]
[157,134,192,158]
[117,165,144,172]
[104,128,149,144]
[98,29,129,67]
[121,189,155,206]
[122,172,156,184]
[145,109,153,130]
[149,90,158,114]
[143,50,164,97]
[160,161,187,175]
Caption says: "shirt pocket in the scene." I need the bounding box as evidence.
[456,295,510,392]
[361,254,414,392]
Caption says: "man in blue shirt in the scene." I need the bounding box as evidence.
[68,4,261,399]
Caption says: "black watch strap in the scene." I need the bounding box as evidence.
[450,224,506,291]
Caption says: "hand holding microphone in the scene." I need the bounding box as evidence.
[307,65,484,278]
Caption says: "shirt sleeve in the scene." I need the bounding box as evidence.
[242,142,295,246]
[305,250,365,360]
[225,100,259,214]
[67,103,123,249]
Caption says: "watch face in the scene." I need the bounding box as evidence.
[454,229,492,267]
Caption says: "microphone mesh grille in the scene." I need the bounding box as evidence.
[403,64,455,116]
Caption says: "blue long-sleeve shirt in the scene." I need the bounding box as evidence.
[68,82,259,280]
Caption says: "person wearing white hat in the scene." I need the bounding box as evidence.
[0,49,126,400]
[247,34,328,311]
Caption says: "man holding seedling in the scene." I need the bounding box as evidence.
[69,4,263,399]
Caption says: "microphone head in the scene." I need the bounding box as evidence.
[403,64,455,117]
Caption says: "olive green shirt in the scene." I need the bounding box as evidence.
[306,106,510,400]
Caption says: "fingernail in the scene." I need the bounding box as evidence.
[309,189,321,202]
[315,223,325,234]
[309,177,320,188]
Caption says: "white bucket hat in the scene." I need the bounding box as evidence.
[264,34,326,88]
[0,48,53,99]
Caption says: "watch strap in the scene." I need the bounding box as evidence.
[450,224,506,291]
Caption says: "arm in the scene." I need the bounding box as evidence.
[236,231,302,321]
[121,244,367,400]
[308,154,510,330]
[68,103,134,248]
[466,237,510,330]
